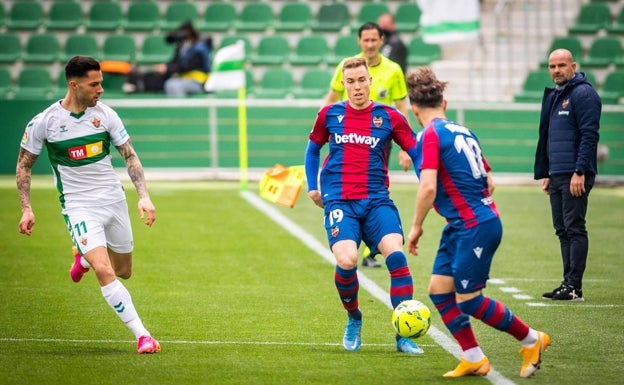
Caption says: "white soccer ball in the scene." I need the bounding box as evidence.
[392,299,432,339]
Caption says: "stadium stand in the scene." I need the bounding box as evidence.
[568,3,612,34]
[234,3,274,32]
[326,34,360,66]
[45,1,83,31]
[580,36,623,68]
[136,35,175,65]
[0,68,12,99]
[311,3,350,32]
[599,70,624,104]
[219,35,253,57]
[539,36,583,67]
[250,35,291,66]
[253,68,294,99]
[351,3,390,32]
[160,2,199,31]
[13,67,54,99]
[514,70,552,103]
[62,34,99,63]
[22,33,61,64]
[0,3,4,29]
[199,2,237,32]
[85,1,122,31]
[292,69,333,99]
[407,36,441,66]
[101,34,136,62]
[274,2,313,32]
[395,2,421,33]
[290,35,329,66]
[607,5,624,34]
[6,1,44,30]
[123,1,161,32]
[0,33,22,63]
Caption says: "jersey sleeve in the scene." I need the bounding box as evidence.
[389,65,408,102]
[420,125,441,171]
[308,106,330,145]
[20,112,46,155]
[102,103,130,147]
[389,108,417,151]
[329,59,346,93]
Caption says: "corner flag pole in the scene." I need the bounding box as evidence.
[238,86,248,191]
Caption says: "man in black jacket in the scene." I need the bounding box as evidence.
[378,13,408,76]
[534,48,601,302]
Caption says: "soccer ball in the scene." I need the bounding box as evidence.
[392,299,432,339]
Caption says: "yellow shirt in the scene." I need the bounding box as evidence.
[329,54,407,105]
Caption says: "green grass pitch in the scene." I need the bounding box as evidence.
[0,177,622,385]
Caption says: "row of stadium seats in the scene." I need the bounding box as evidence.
[0,66,335,100]
[539,35,624,69]
[514,69,624,104]
[0,32,441,68]
[568,2,624,35]
[0,1,422,34]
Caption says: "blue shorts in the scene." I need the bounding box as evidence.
[323,198,403,251]
[432,218,502,294]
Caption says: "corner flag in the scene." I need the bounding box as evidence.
[259,164,305,208]
[204,40,246,92]
[417,0,480,44]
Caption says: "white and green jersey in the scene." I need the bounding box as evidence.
[21,101,130,209]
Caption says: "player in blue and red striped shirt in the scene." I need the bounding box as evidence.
[304,57,421,354]
[405,67,550,379]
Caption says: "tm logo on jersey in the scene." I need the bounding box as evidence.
[334,133,381,148]
[69,141,104,160]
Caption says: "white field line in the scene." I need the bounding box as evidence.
[240,190,516,385]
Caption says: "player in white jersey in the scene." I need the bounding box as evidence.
[16,56,160,354]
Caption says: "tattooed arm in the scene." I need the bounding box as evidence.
[116,139,156,227]
[16,148,39,235]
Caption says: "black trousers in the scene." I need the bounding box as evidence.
[548,173,595,290]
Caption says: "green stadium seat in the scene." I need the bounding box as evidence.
[290,35,329,66]
[580,36,622,68]
[0,3,4,28]
[220,35,252,58]
[160,2,199,31]
[85,2,122,31]
[7,1,44,30]
[13,67,54,99]
[101,34,136,62]
[235,3,273,32]
[311,3,350,32]
[514,70,552,103]
[568,3,612,34]
[407,37,441,66]
[136,35,175,65]
[351,3,389,32]
[274,2,313,32]
[0,33,22,63]
[395,2,421,33]
[254,69,293,99]
[599,70,624,104]
[0,67,13,99]
[46,1,83,31]
[326,34,360,66]
[22,33,61,64]
[62,34,99,62]
[123,1,160,32]
[539,36,583,67]
[251,36,290,66]
[293,69,332,99]
[606,6,624,34]
[199,3,236,32]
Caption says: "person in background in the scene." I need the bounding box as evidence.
[16,56,160,354]
[305,57,423,355]
[378,13,408,76]
[405,66,550,378]
[534,48,601,302]
[323,22,412,268]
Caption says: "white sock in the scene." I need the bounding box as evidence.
[101,279,149,339]
[521,328,539,347]
[463,346,486,362]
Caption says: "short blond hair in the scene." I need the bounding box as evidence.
[342,57,368,73]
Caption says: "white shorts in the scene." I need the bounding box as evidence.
[62,199,134,254]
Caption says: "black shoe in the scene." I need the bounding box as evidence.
[362,256,381,268]
[552,285,584,301]
[542,283,565,299]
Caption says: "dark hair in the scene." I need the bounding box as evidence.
[358,22,383,39]
[407,67,448,108]
[65,56,100,81]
